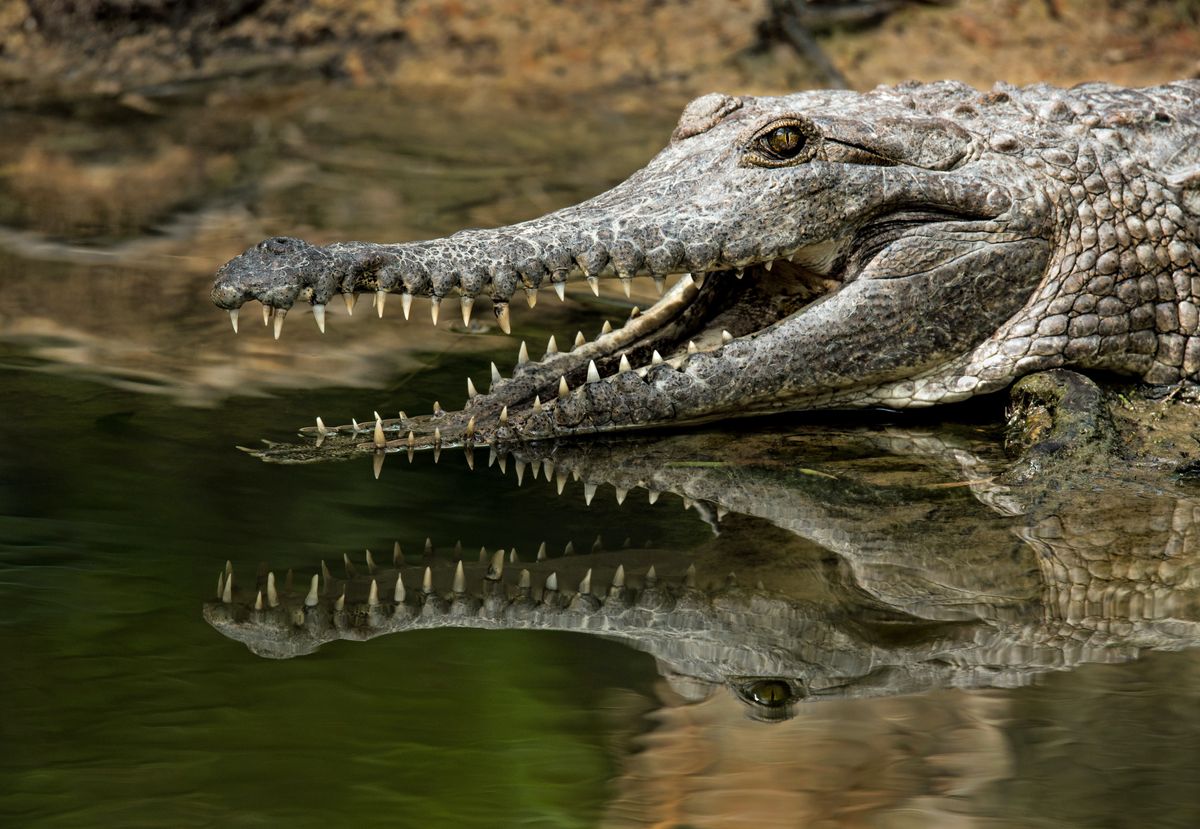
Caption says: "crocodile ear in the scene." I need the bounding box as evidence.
[816,116,972,170]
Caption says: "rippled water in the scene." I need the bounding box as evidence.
[2,82,1200,828]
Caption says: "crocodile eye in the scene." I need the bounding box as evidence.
[746,679,793,707]
[731,677,804,722]
[744,119,819,168]
[762,126,805,158]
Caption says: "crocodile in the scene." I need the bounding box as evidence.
[210,80,1200,459]
[204,375,1200,720]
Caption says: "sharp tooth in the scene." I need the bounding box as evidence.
[584,482,597,505]
[267,572,279,607]
[546,572,559,591]
[262,305,271,326]
[343,293,357,315]
[722,330,733,344]
[401,292,413,320]
[687,340,698,354]
[613,565,626,588]
[273,308,287,340]
[433,400,443,416]
[451,561,465,593]
[764,260,774,271]
[394,572,406,603]
[647,565,657,584]
[615,487,627,505]
[648,490,660,504]
[222,571,232,603]
[629,306,640,319]
[546,335,558,356]
[508,549,518,564]
[651,350,663,365]
[464,444,475,470]
[316,416,327,435]
[515,460,526,485]
[498,454,507,474]
[430,296,441,326]
[553,281,566,302]
[536,542,547,561]
[620,277,632,298]
[313,303,326,332]
[600,320,612,335]
[491,362,502,389]
[525,287,538,308]
[573,331,585,350]
[558,376,569,398]
[653,276,665,296]
[373,448,385,479]
[518,341,529,365]
[460,296,474,326]
[398,410,408,421]
[587,360,600,383]
[490,549,506,578]
[556,470,567,494]
[305,574,319,607]
[255,590,264,610]
[374,416,386,447]
[467,377,479,399]
[500,405,508,425]
[423,566,433,593]
[335,589,345,612]
[618,354,631,374]
[434,426,442,446]
[368,579,380,606]
[495,303,511,335]
[229,308,239,333]
[579,569,592,595]
[466,415,476,440]
[365,549,377,573]
[586,276,599,296]
[564,541,575,555]
[376,290,387,318]
[533,395,543,414]
[351,418,360,432]
[736,268,744,279]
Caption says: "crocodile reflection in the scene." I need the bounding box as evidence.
[204,426,1200,720]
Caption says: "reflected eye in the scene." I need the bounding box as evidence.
[762,126,805,159]
[745,119,818,168]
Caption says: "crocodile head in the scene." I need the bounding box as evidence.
[212,80,1199,456]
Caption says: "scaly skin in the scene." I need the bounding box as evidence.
[204,408,1200,719]
[212,80,1200,459]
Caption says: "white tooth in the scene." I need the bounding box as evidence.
[500,405,508,425]
[343,293,356,315]
[546,335,558,356]
[467,377,479,398]
[629,306,640,319]
[313,303,326,332]
[366,549,377,572]
[273,308,287,340]
[558,376,569,398]
[613,565,626,588]
[687,340,698,354]
[620,277,632,298]
[573,331,585,350]
[651,350,663,365]
[619,354,631,373]
[376,290,386,318]
[648,490,660,504]
[537,542,547,561]
[401,292,413,320]
[374,416,385,447]
[518,341,529,365]
[587,360,600,383]
[229,308,239,333]
[584,483,597,505]
[721,330,733,344]
[352,418,360,431]
[764,260,774,271]
[222,571,233,603]
[736,268,744,279]
[316,416,327,435]
[491,362,502,388]
[615,487,627,505]
[267,572,279,607]
[453,561,465,593]
[466,415,476,440]
[255,590,264,611]
[600,320,612,335]
[579,569,592,595]
[515,460,526,485]
[587,276,599,296]
[368,579,380,607]
[533,396,543,414]
[460,296,474,326]
[430,297,441,326]
[495,303,512,335]
[525,287,538,308]
[546,572,558,591]
[305,574,319,607]
[393,573,406,603]
[335,590,345,612]
[262,305,271,326]
[554,281,566,302]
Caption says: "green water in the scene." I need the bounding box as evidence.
[2,82,1200,828]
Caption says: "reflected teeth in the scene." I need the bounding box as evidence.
[229,308,239,333]
[313,303,326,333]
[273,309,287,340]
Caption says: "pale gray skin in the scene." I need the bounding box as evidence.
[204,417,1200,720]
[212,80,1200,456]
